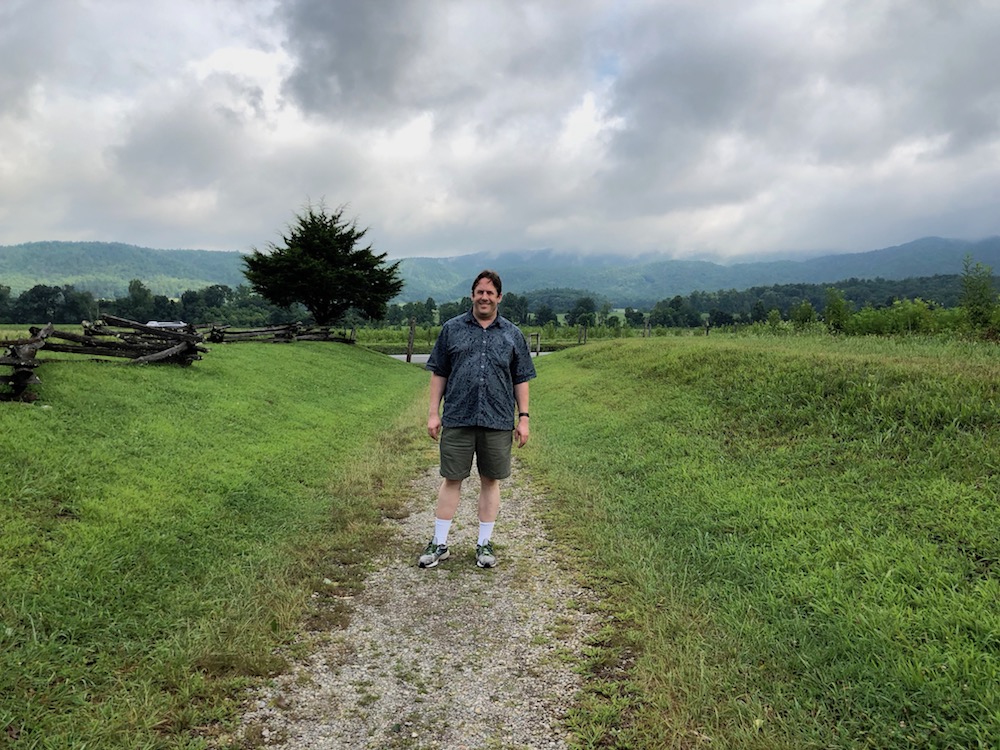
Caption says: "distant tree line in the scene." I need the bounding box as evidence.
[3,262,997,339]
[382,263,998,338]
[0,280,302,327]
[381,272,995,326]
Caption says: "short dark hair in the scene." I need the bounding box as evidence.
[472,269,502,295]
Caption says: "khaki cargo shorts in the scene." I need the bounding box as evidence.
[439,426,513,480]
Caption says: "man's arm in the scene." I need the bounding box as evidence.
[514,380,530,448]
[428,373,447,440]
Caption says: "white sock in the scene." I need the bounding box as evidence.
[434,518,452,546]
[478,521,495,547]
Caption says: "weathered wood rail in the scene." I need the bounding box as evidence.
[207,323,356,344]
[1,316,208,402]
[54,315,208,365]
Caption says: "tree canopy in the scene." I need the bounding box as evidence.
[242,202,403,326]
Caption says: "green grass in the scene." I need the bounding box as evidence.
[6,326,1000,748]
[1,325,35,340]
[523,335,1000,749]
[0,342,430,748]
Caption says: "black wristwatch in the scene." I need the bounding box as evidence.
[518,412,530,418]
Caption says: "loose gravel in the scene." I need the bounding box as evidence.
[235,459,597,749]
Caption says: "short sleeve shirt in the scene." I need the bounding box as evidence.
[426,311,537,431]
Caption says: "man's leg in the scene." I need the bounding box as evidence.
[435,479,463,528]
[473,429,511,568]
[476,477,500,568]
[436,426,473,534]
[420,428,473,568]
[419,478,463,568]
[477,477,500,524]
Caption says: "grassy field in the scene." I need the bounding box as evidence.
[4,329,998,748]
[522,335,1000,749]
[0,340,431,748]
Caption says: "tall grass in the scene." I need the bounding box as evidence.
[0,342,429,748]
[524,335,1000,749]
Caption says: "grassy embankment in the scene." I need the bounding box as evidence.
[0,339,431,748]
[524,336,999,749]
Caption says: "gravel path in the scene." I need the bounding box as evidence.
[236,459,597,749]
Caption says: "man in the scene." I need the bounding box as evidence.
[420,269,536,569]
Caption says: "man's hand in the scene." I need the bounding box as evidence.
[515,418,529,448]
[428,374,446,441]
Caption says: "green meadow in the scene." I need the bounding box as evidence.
[0,340,431,748]
[2,332,998,748]
[523,336,1000,749]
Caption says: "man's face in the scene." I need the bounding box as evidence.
[472,278,502,321]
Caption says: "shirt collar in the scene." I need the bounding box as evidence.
[463,310,503,329]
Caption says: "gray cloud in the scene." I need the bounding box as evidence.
[278,0,427,121]
[276,0,602,131]
[0,0,82,115]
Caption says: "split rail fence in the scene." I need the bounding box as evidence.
[2,317,358,402]
[206,323,356,344]
[1,315,206,402]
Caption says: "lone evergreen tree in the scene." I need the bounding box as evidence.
[959,254,997,331]
[243,202,403,326]
[823,287,851,332]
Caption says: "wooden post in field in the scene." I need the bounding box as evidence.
[578,325,588,345]
[406,318,416,363]
[529,332,540,356]
[1,323,53,402]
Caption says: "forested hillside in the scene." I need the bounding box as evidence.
[395,236,1000,305]
[0,241,246,298]
[2,236,999,306]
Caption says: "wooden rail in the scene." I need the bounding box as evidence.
[2,316,208,401]
[207,323,356,344]
[0,324,54,401]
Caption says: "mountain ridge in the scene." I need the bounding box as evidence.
[2,236,998,307]
[394,236,1000,306]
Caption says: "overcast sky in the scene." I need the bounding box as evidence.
[2,0,999,262]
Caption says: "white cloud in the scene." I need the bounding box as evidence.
[1,0,999,259]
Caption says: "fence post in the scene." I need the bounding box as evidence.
[406,318,416,363]
[529,332,540,356]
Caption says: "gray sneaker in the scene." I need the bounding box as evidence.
[476,541,497,568]
[418,540,449,568]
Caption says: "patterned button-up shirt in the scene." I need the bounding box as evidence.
[426,311,537,431]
